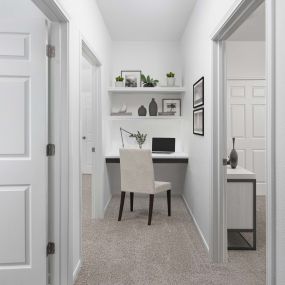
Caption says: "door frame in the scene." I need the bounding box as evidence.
[31,1,71,285]
[211,0,276,284]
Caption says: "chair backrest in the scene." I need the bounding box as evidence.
[119,149,155,194]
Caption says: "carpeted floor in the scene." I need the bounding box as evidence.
[75,175,265,285]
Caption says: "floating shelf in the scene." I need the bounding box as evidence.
[108,87,185,94]
[108,116,184,121]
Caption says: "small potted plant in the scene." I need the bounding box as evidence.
[141,74,159,87]
[166,72,175,87]
[115,75,124,87]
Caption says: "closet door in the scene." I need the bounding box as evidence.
[227,79,266,195]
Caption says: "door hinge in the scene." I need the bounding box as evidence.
[47,242,55,256]
[46,144,55,156]
[46,44,55,58]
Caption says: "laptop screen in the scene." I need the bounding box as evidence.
[152,138,175,152]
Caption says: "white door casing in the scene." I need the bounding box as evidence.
[0,19,48,285]
[227,79,266,195]
[80,56,95,174]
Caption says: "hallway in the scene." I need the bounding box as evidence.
[75,175,265,285]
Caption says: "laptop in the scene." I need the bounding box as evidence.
[152,138,175,154]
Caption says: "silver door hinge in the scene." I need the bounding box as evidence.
[46,144,55,156]
[46,44,55,58]
[47,242,55,256]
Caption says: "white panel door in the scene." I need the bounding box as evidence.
[227,80,266,195]
[80,57,95,174]
[0,19,48,284]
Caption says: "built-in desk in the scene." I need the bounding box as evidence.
[227,166,256,250]
[105,152,189,163]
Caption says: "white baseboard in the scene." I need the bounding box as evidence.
[181,194,209,252]
[104,196,112,216]
[73,259,82,283]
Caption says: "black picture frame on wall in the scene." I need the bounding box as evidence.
[121,70,142,87]
[193,77,204,108]
[193,107,204,136]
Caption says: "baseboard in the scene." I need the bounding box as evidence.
[181,194,209,252]
[104,196,112,216]
[73,259,82,283]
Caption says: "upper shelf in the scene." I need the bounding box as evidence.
[108,87,186,94]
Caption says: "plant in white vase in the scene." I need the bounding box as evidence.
[115,75,124,87]
[166,72,176,87]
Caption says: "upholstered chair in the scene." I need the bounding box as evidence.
[118,149,171,225]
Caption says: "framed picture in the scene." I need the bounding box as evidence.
[193,107,204,136]
[162,99,181,116]
[193,77,204,108]
[121,70,141,87]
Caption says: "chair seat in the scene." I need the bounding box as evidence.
[154,181,171,193]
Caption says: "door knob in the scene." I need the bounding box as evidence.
[82,136,86,140]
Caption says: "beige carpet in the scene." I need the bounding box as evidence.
[75,175,265,285]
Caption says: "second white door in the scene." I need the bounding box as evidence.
[227,79,266,195]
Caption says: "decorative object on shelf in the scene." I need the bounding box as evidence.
[229,137,238,169]
[121,70,141,87]
[158,111,175,116]
[138,105,147,116]
[166,72,176,87]
[162,99,181,116]
[193,77,204,108]
[119,104,127,113]
[141,74,159,87]
[115,75,124,87]
[193,107,204,136]
[120,127,147,149]
[149,98,158,116]
[111,104,131,116]
[111,112,132,116]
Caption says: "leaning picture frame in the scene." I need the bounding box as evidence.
[193,77,204,108]
[193,107,204,136]
[121,70,142,88]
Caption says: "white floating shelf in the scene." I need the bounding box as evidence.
[108,116,184,121]
[108,87,185,94]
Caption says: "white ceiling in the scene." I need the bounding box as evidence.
[228,3,265,41]
[96,0,197,41]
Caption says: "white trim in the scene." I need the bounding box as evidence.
[31,1,71,285]
[182,195,209,252]
[211,1,276,284]
[226,76,266,80]
[72,259,82,283]
[104,196,112,215]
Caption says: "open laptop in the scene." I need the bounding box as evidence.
[152,137,175,154]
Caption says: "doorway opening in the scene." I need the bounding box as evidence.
[211,0,275,284]
[224,2,266,281]
[76,39,102,282]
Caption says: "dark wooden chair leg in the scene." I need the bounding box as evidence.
[118,191,126,221]
[167,190,171,216]
[148,194,154,225]
[130,192,134,212]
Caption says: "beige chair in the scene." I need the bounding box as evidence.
[118,149,171,225]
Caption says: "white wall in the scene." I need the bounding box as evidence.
[52,0,112,280]
[275,0,285,282]
[180,0,239,248]
[226,41,265,78]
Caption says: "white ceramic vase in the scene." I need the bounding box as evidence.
[167,77,176,87]
[115,81,124,87]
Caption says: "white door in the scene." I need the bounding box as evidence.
[80,56,95,174]
[227,79,266,195]
[0,19,48,284]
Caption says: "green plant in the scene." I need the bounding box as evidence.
[141,74,159,87]
[115,76,124,82]
[129,131,147,149]
[166,72,175,78]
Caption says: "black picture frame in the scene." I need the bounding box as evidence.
[193,76,204,108]
[162,99,181,116]
[193,107,204,136]
[121,70,142,88]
